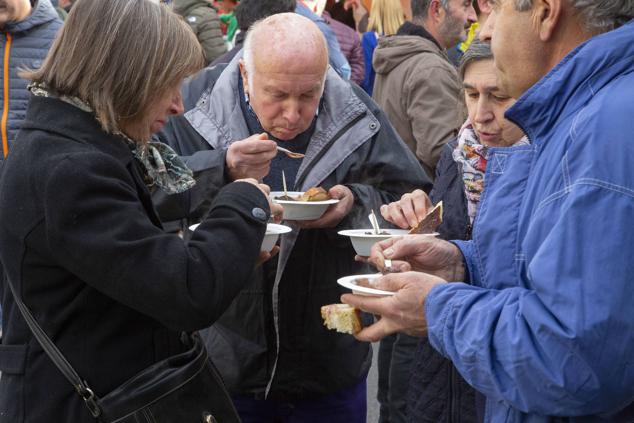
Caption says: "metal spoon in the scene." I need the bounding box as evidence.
[368,210,381,235]
[277,146,305,159]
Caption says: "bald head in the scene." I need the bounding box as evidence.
[243,13,328,81]
[239,13,330,141]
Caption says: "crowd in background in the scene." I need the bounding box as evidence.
[1,0,633,423]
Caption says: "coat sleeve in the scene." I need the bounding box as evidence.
[406,64,464,177]
[426,183,634,415]
[43,152,269,332]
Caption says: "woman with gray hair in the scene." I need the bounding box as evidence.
[0,0,280,421]
[379,39,526,423]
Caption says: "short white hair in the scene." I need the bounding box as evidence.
[242,13,328,91]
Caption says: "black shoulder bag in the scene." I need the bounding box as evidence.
[5,277,241,423]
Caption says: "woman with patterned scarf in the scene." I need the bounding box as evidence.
[379,39,527,423]
[0,0,282,421]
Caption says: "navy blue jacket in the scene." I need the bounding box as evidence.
[407,141,479,423]
[0,0,61,159]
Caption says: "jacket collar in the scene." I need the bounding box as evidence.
[21,95,134,165]
[506,20,634,146]
[185,52,377,189]
[5,0,59,34]
[397,21,444,51]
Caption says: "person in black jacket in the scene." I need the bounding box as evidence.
[376,40,527,423]
[0,1,281,422]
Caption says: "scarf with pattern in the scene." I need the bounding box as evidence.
[452,120,529,224]
[29,83,195,194]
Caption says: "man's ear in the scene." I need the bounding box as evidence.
[429,0,445,25]
[239,59,249,96]
[532,0,562,41]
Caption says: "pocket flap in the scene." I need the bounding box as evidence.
[0,343,28,374]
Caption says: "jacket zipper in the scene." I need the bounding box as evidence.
[2,32,12,158]
[265,112,368,397]
[294,113,366,189]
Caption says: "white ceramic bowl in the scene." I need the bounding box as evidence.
[270,191,339,221]
[260,223,292,251]
[337,274,396,296]
[338,229,410,256]
[189,223,292,252]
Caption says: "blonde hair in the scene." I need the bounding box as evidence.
[22,0,204,141]
[367,0,405,36]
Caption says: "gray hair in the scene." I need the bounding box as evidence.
[513,0,634,34]
[458,39,493,80]
[411,0,449,20]
[23,0,204,141]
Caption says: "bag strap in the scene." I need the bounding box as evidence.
[4,275,102,418]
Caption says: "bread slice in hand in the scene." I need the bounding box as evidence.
[409,201,443,234]
[321,304,362,334]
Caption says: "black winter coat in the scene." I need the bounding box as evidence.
[407,141,481,423]
[0,95,270,422]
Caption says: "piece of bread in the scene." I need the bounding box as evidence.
[321,304,362,334]
[299,187,331,202]
[409,201,443,234]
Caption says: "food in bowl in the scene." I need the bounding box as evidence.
[271,191,339,220]
[274,186,331,202]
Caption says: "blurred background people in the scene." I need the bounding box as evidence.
[58,0,73,12]
[313,0,366,85]
[0,0,61,162]
[211,0,296,67]
[296,0,352,80]
[361,0,403,95]
[448,0,492,65]
[49,0,67,20]
[373,0,475,178]
[173,0,226,65]
[218,0,238,48]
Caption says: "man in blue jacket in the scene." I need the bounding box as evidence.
[343,1,634,421]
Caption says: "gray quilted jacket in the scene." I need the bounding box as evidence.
[173,0,226,65]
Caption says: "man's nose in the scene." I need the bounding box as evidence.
[283,102,301,125]
[479,9,495,42]
[467,4,477,24]
[474,98,493,123]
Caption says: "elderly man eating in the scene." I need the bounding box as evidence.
[343,1,634,422]
[155,12,429,422]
